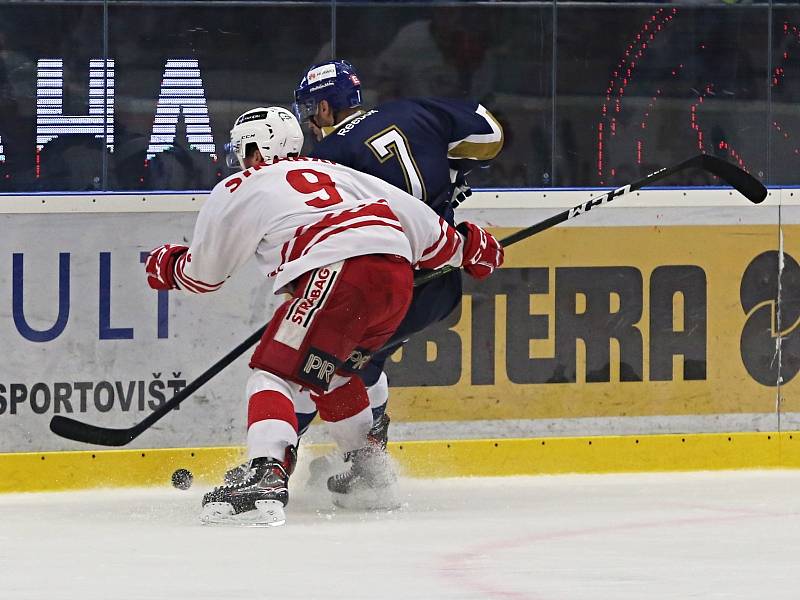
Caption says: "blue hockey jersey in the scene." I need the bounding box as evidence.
[308,98,503,217]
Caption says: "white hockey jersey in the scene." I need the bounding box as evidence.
[173,157,465,294]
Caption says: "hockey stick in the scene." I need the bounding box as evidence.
[414,154,767,286]
[50,326,267,446]
[49,154,765,446]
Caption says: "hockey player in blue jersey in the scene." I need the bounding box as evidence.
[292,59,504,507]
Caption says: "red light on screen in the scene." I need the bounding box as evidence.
[771,23,800,159]
[596,8,677,183]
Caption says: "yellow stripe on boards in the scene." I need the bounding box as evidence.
[2,432,799,493]
[0,447,245,493]
[391,432,800,478]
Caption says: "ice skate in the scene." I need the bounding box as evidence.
[327,414,400,510]
[201,447,296,526]
[222,461,253,486]
[226,446,305,486]
[306,452,344,489]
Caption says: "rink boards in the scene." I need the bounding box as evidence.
[3,432,800,492]
[1,188,799,490]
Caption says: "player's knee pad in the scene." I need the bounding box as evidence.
[312,376,369,423]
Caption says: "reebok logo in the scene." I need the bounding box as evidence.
[336,110,378,136]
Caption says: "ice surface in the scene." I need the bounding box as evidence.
[2,470,799,599]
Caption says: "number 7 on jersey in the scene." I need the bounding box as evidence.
[366,126,426,201]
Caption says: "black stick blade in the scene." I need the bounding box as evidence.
[697,154,768,204]
[50,415,136,447]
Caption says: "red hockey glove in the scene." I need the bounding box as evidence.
[457,222,504,280]
[145,244,188,290]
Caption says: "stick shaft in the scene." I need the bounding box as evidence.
[50,326,266,445]
[414,157,695,286]
[415,155,766,287]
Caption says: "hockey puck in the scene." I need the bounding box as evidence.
[171,468,193,490]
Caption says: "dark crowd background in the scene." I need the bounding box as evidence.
[0,0,794,193]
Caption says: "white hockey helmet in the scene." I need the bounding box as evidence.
[226,106,304,169]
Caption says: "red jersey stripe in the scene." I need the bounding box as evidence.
[279,201,403,268]
[174,254,224,294]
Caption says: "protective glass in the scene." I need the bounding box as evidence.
[224,140,243,169]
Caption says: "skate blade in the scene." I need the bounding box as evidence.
[200,500,286,527]
[331,485,401,511]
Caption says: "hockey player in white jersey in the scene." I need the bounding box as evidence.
[145,107,503,525]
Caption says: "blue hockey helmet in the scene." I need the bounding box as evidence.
[293,60,362,123]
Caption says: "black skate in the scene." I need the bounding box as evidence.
[222,461,253,486]
[201,446,296,526]
[224,444,302,486]
[328,414,400,510]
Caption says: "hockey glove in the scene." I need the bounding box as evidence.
[450,175,473,209]
[449,163,473,209]
[145,243,188,290]
[457,222,504,280]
